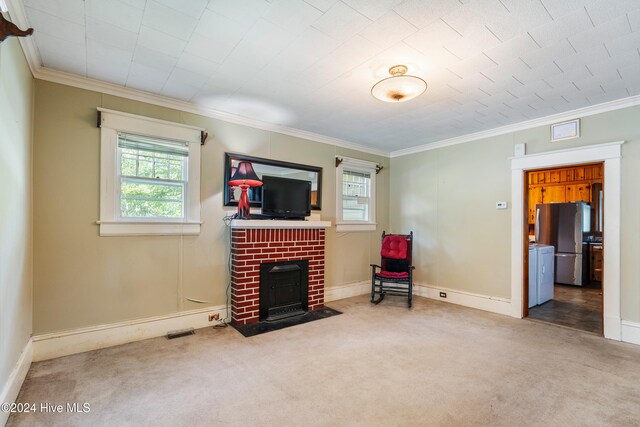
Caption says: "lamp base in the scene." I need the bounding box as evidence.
[237,185,251,219]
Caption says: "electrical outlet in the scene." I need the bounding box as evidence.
[208,313,220,322]
[439,292,447,298]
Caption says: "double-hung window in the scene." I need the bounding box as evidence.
[118,133,188,219]
[342,170,371,221]
[336,157,378,232]
[98,109,203,236]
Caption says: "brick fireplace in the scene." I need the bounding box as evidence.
[230,221,330,326]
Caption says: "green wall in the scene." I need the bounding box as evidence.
[0,36,33,408]
[391,106,640,322]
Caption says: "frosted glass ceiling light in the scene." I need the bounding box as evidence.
[371,65,427,103]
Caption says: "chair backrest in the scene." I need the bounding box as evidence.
[380,231,413,272]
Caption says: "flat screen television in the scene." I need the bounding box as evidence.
[261,175,311,219]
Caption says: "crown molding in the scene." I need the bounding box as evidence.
[28,63,640,162]
[390,94,640,158]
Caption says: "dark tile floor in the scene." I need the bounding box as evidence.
[527,283,603,334]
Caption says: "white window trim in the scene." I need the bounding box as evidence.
[97,108,203,236]
[335,156,377,232]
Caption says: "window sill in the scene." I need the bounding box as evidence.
[97,221,201,236]
[336,222,377,232]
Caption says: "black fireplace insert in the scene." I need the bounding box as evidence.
[259,260,308,321]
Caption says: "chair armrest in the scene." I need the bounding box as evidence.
[370,264,381,269]
[409,266,416,270]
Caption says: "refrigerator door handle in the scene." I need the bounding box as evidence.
[535,208,540,242]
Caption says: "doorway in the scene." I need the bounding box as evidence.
[509,141,622,341]
[524,163,604,334]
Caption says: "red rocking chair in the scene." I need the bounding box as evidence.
[370,231,414,308]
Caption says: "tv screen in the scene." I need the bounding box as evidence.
[261,176,311,219]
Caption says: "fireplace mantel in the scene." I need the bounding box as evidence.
[229,219,331,229]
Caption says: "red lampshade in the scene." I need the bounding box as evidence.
[228,161,262,187]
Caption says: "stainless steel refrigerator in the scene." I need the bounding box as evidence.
[535,202,590,286]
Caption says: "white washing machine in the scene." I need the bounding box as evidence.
[528,244,555,308]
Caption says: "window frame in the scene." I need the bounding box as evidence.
[98,108,203,236]
[335,156,377,232]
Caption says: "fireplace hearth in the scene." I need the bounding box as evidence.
[260,260,308,321]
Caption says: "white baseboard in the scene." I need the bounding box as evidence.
[621,321,640,346]
[323,280,513,318]
[415,284,513,316]
[32,281,372,363]
[325,281,370,302]
[29,282,518,362]
[32,306,227,362]
[27,287,638,365]
[1,339,32,427]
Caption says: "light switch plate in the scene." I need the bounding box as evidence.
[514,143,526,157]
[496,201,508,209]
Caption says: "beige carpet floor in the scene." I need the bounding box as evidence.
[8,296,640,427]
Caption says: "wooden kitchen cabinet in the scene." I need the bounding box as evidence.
[591,245,603,283]
[528,185,568,224]
[528,164,603,186]
[565,183,591,203]
[528,183,590,224]
[543,185,566,204]
[527,164,603,225]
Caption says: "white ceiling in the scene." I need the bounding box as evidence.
[18,0,640,152]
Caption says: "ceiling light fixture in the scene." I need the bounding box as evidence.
[371,65,427,103]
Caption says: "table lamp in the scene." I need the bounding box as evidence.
[228,161,262,218]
